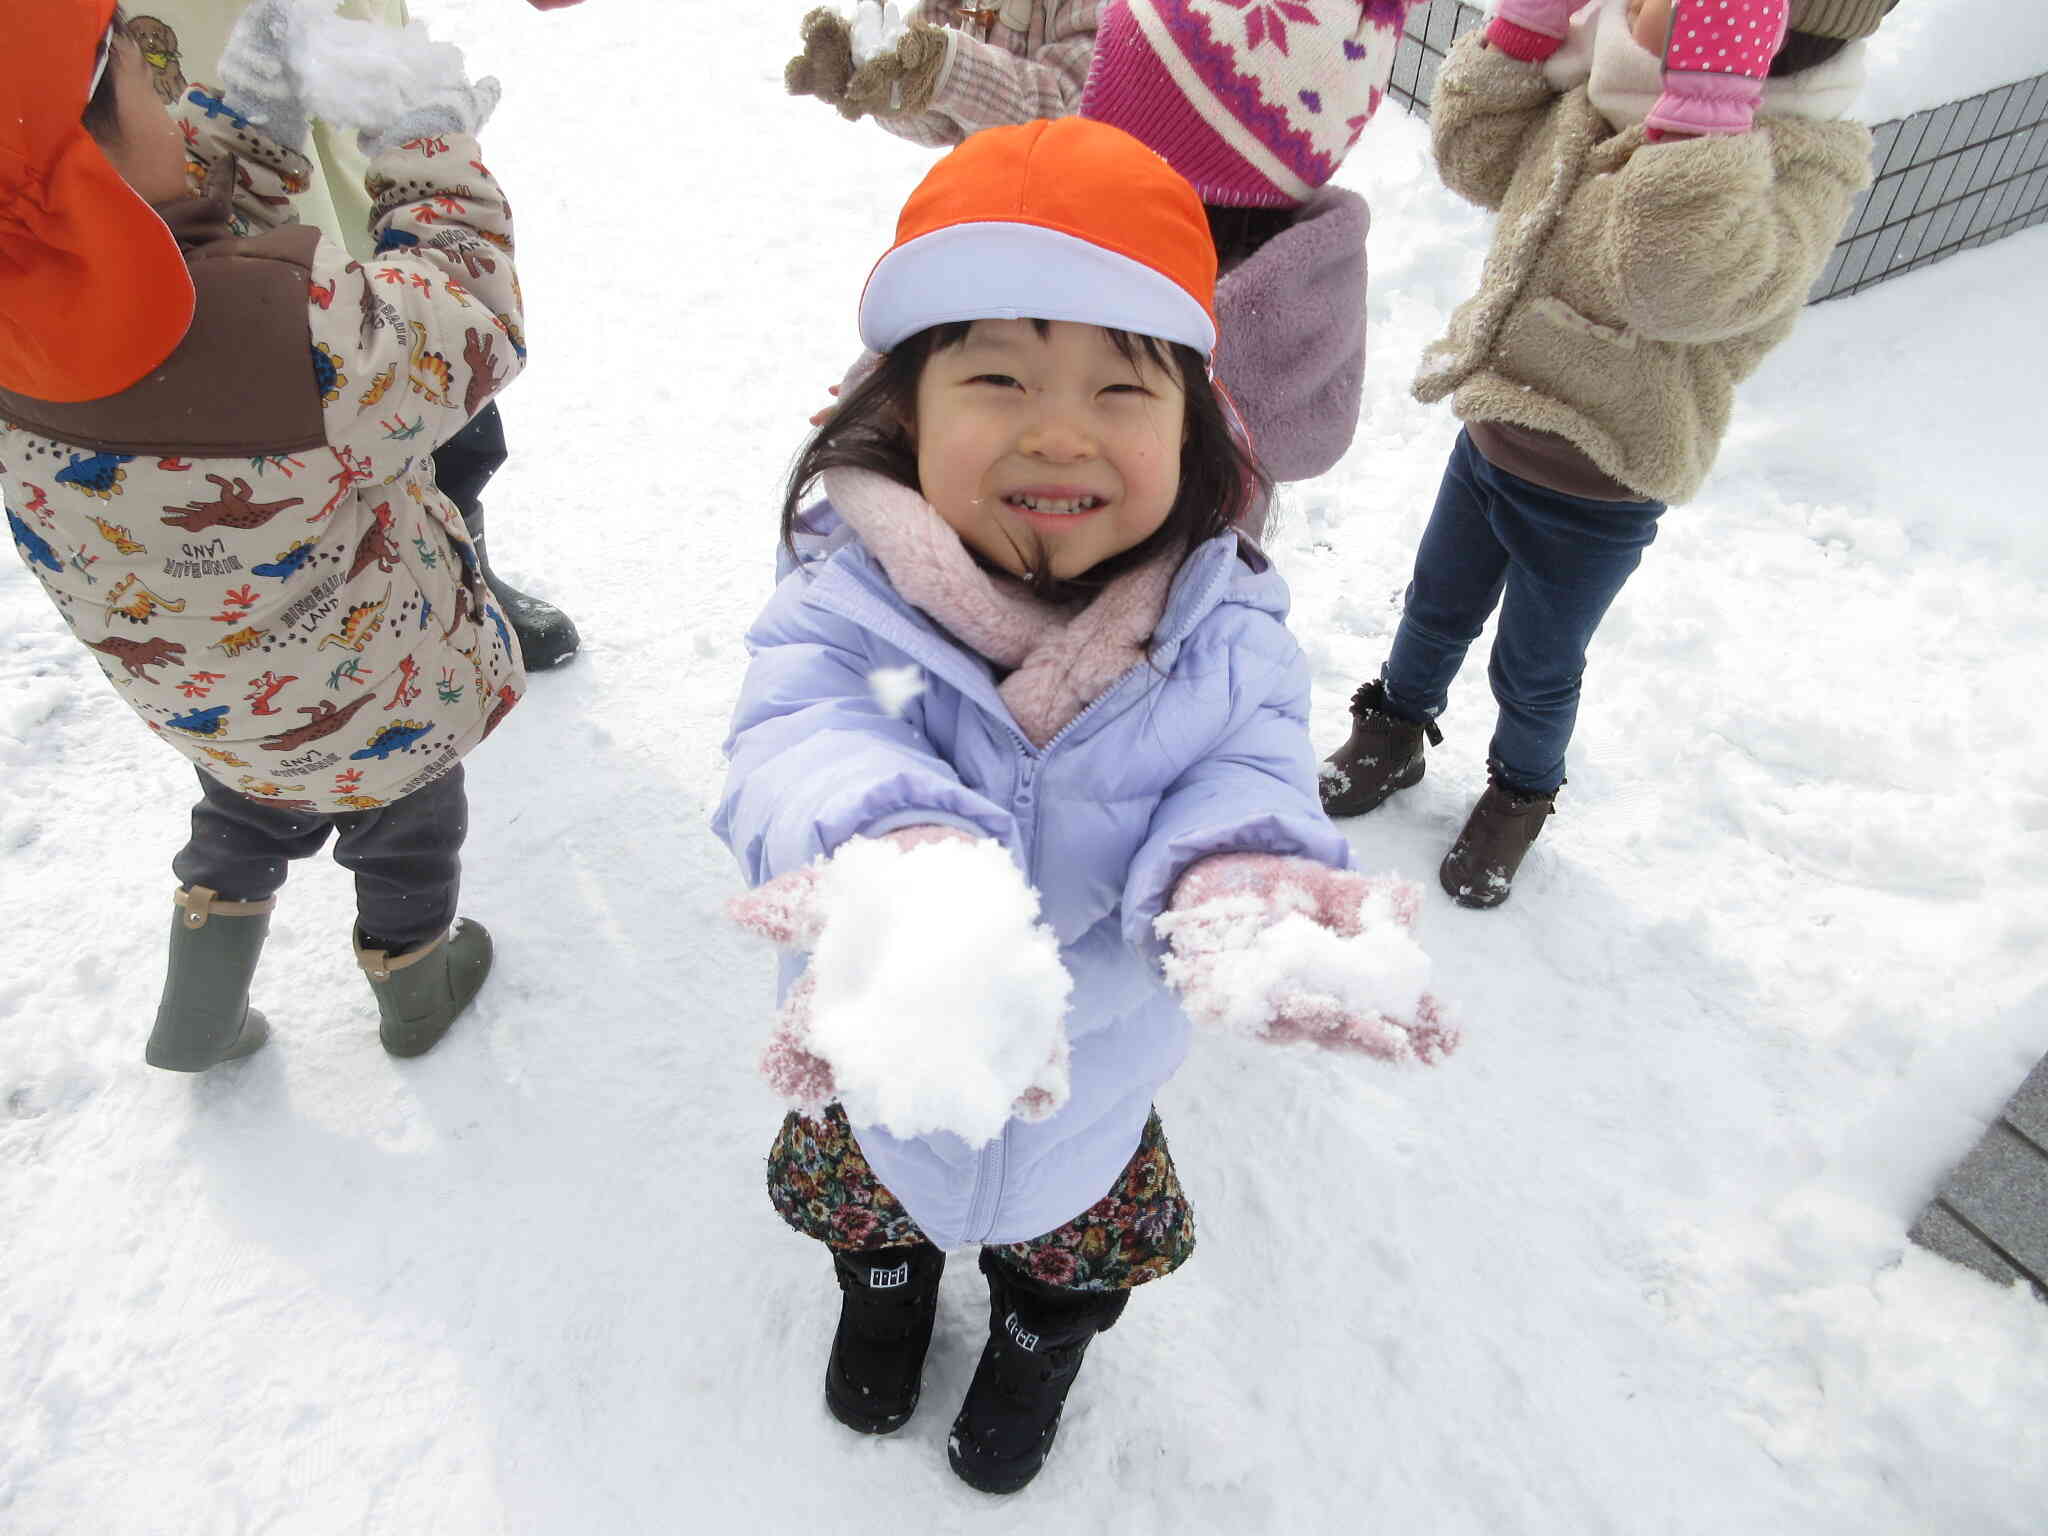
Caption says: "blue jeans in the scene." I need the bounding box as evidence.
[1382,430,1664,794]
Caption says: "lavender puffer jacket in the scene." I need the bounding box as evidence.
[714,530,1350,1249]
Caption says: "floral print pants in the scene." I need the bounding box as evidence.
[766,1104,1196,1293]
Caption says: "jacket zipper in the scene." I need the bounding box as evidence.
[809,544,1236,1243]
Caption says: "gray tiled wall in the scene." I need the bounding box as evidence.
[1385,1,2048,302]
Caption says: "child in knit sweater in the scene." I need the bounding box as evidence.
[1319,0,1885,907]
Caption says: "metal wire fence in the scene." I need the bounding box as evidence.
[1383,1,2048,302]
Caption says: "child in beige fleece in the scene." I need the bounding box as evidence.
[1318,0,1886,910]
[785,0,1098,145]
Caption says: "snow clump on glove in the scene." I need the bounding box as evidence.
[729,828,1073,1143]
[1157,853,1457,1063]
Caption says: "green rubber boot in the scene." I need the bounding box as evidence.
[356,919,493,1058]
[145,887,274,1072]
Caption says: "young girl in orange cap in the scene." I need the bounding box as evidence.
[2,1,526,1067]
[785,2,1418,539]
[717,116,1452,1493]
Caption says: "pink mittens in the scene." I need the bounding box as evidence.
[729,826,973,1109]
[1646,0,1788,140]
[728,825,970,947]
[1157,853,1457,1063]
[1486,0,1582,62]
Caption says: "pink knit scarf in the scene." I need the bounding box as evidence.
[822,467,1177,748]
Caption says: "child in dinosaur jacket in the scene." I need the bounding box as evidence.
[785,1,1415,540]
[127,0,584,670]
[1320,0,1883,908]
[0,1,525,1068]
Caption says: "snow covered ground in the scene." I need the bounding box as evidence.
[5,3,2047,1531]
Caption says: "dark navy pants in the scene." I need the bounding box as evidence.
[1382,429,1665,794]
[173,766,466,948]
[431,400,506,526]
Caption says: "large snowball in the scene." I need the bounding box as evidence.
[806,837,1071,1145]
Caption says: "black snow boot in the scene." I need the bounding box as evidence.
[1440,770,1558,909]
[1320,679,1443,818]
[825,1240,946,1434]
[947,1250,1129,1495]
[462,505,580,672]
[146,886,274,1071]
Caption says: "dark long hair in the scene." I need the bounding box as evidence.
[782,319,1270,607]
[1770,29,1851,76]
[81,6,131,143]
[1205,203,1295,271]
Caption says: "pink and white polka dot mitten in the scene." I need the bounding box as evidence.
[1645,0,1789,140]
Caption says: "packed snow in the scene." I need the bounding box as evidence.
[1156,865,1445,1060]
[4,1,2047,1532]
[866,662,925,715]
[290,10,477,133]
[1861,0,2048,122]
[776,834,1072,1144]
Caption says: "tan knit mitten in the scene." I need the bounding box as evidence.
[785,7,856,106]
[839,22,949,121]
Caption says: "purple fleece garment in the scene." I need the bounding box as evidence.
[1214,185,1370,487]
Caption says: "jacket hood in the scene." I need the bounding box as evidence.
[1212,185,1369,485]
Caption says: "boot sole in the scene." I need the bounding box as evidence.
[1441,870,1512,909]
[1319,755,1423,819]
[1440,849,1515,909]
[379,925,492,1058]
[947,1419,1059,1495]
[824,1381,920,1436]
[145,1006,270,1072]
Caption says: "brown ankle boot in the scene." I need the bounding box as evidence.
[1440,777,1557,909]
[1320,680,1442,818]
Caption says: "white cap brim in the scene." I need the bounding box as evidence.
[87,24,115,101]
[859,222,1216,357]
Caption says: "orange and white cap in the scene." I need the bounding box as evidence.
[858,117,1217,358]
[0,0,195,403]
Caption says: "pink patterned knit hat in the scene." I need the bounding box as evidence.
[1081,1,1410,209]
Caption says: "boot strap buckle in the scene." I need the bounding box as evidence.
[174,886,274,929]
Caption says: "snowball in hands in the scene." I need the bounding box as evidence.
[737,835,1073,1146]
[849,1,910,66]
[1157,854,1456,1063]
[285,6,479,136]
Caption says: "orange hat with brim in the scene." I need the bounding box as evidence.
[0,0,195,403]
[860,118,1218,359]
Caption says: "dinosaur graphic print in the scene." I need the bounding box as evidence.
[161,475,304,532]
[54,452,133,500]
[1,110,528,813]
[163,704,231,737]
[9,509,61,573]
[259,693,375,753]
[346,504,402,581]
[87,635,186,681]
[127,15,188,103]
[317,588,392,653]
[351,720,435,761]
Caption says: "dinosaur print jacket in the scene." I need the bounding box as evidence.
[0,89,525,813]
